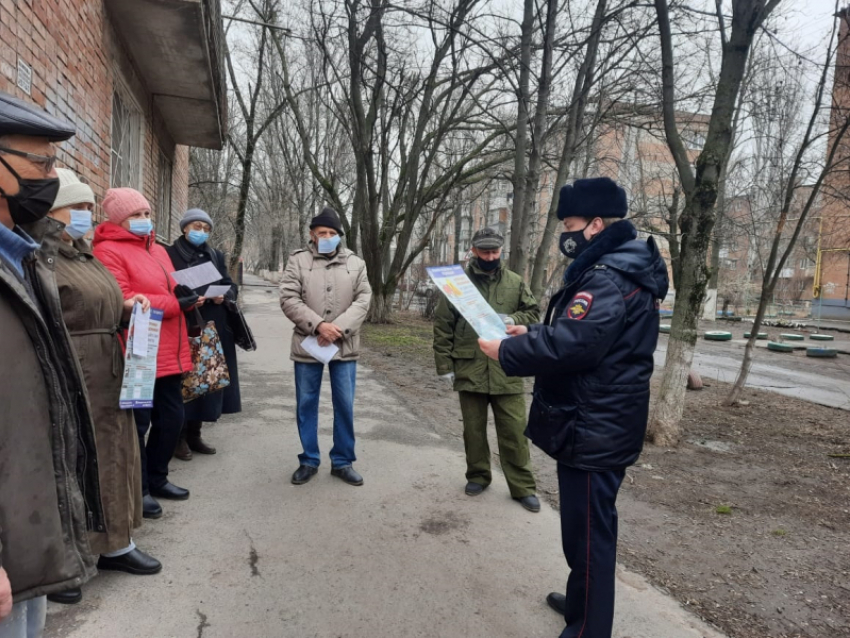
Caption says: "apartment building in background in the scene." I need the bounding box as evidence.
[0,0,227,241]
[813,6,850,320]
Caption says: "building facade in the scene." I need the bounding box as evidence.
[816,7,850,319]
[0,0,226,241]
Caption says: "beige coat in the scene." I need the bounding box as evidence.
[279,244,371,363]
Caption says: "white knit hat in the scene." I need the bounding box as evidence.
[50,168,95,211]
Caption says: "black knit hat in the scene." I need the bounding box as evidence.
[557,177,627,220]
[310,207,344,235]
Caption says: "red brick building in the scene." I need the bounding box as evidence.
[0,0,226,241]
[816,6,850,319]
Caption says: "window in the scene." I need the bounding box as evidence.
[155,149,173,242]
[110,84,143,188]
[799,257,815,269]
[721,258,737,270]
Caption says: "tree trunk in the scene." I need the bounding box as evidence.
[367,288,394,323]
[647,0,779,445]
[646,224,704,445]
[229,145,254,273]
[453,200,463,264]
[507,0,534,273]
[529,0,608,298]
[517,0,558,281]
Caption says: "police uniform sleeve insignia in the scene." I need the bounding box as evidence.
[566,291,593,320]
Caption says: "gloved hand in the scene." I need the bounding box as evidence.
[439,372,455,385]
[498,313,516,327]
[174,284,200,311]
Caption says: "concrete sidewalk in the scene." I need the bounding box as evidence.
[45,277,724,638]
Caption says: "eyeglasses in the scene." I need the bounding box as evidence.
[0,146,58,174]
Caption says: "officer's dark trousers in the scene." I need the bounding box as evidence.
[557,464,626,638]
[133,374,185,494]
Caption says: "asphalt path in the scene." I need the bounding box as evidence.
[656,334,850,410]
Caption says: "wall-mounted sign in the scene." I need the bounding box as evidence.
[16,58,32,95]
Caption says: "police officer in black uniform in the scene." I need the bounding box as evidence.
[478,177,669,638]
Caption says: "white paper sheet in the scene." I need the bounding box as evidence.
[171,262,223,290]
[301,335,339,365]
[131,303,151,357]
[204,284,231,298]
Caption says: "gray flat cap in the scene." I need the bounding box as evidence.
[472,227,504,249]
[0,91,75,141]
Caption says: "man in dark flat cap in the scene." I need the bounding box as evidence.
[433,227,541,513]
[0,91,103,637]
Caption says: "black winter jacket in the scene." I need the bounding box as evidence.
[499,220,669,471]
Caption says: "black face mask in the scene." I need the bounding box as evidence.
[559,221,593,259]
[478,256,500,272]
[0,155,60,226]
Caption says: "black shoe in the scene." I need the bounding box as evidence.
[331,465,364,486]
[546,592,566,615]
[291,464,318,485]
[149,482,190,501]
[515,494,541,513]
[142,494,162,519]
[465,482,486,496]
[187,436,216,455]
[47,588,82,605]
[97,548,162,576]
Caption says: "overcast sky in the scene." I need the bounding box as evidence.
[786,1,844,54]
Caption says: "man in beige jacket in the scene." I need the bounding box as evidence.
[279,208,372,486]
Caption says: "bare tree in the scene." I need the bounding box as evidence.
[224,0,290,272]
[727,8,850,404]
[273,0,514,322]
[646,0,781,447]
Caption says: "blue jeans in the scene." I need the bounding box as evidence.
[0,597,46,638]
[294,360,357,469]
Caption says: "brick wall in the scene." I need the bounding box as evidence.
[0,0,188,239]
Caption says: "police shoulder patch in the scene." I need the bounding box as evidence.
[566,291,593,320]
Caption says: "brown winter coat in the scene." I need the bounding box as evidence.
[54,239,143,555]
[0,217,103,602]
[279,244,372,363]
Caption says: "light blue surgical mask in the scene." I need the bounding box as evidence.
[65,209,92,240]
[128,219,154,237]
[187,230,209,247]
[317,235,341,254]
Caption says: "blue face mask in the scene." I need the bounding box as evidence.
[317,235,341,254]
[187,230,209,247]
[65,209,92,240]
[128,218,154,237]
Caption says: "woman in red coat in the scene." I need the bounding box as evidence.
[93,187,199,519]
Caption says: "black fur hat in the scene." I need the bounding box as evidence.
[557,177,627,220]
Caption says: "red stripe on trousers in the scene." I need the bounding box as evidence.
[577,473,592,637]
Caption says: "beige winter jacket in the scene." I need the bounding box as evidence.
[279,244,372,363]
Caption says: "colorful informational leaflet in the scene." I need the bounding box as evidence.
[120,304,164,408]
[426,265,508,341]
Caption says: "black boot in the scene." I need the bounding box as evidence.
[186,419,216,455]
[173,427,192,461]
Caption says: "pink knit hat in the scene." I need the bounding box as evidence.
[102,187,151,225]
